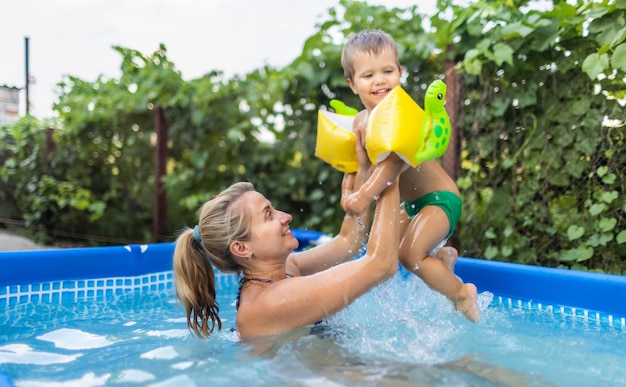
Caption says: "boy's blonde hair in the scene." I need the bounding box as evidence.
[341,29,400,82]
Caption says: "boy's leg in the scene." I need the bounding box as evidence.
[435,246,458,272]
[399,206,479,321]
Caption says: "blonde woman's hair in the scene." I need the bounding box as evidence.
[341,29,400,82]
[173,182,255,338]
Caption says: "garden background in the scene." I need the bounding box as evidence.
[1,0,624,273]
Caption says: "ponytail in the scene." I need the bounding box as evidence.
[173,181,255,338]
[173,229,222,338]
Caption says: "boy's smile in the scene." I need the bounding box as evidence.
[346,46,402,112]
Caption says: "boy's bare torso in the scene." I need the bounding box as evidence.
[399,159,459,203]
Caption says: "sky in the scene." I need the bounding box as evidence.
[1,0,435,119]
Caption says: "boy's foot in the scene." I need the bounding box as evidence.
[454,283,480,322]
[436,246,458,272]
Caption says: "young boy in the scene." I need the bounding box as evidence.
[340,29,479,321]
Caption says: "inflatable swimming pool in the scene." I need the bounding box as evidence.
[1,229,624,321]
[1,229,625,386]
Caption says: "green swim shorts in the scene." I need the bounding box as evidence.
[404,191,462,237]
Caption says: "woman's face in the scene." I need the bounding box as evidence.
[241,191,299,260]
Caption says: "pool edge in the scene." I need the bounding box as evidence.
[455,256,626,319]
[1,232,625,322]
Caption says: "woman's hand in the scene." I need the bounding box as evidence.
[341,143,373,216]
[340,172,370,216]
[340,172,358,214]
[341,111,375,215]
[342,191,372,216]
[353,111,373,183]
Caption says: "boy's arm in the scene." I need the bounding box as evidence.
[344,153,405,214]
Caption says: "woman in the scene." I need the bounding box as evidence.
[173,139,400,339]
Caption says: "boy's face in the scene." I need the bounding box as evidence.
[346,47,402,112]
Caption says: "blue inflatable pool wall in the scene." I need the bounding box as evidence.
[1,229,625,319]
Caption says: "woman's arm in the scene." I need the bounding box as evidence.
[237,177,400,338]
[287,174,371,276]
[287,129,374,276]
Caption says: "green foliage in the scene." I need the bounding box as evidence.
[452,0,625,273]
[0,0,623,273]
[0,116,107,243]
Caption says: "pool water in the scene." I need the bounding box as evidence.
[1,271,625,386]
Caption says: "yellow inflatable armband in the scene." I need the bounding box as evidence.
[314,110,358,173]
[365,86,425,167]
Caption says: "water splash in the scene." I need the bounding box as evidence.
[477,291,494,311]
[329,273,473,365]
